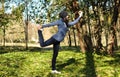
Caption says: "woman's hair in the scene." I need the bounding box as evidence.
[59,11,68,19]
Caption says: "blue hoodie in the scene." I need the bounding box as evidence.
[42,15,81,42]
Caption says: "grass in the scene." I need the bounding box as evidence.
[0,46,120,77]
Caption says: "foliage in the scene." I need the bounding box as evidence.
[24,0,68,23]
[12,4,25,22]
[0,0,120,51]
[0,46,120,77]
[0,10,9,28]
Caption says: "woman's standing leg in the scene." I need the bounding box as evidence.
[38,30,61,73]
[52,42,60,70]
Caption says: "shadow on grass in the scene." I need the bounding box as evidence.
[104,52,120,77]
[0,46,80,54]
[0,46,41,54]
[84,47,120,77]
[83,52,97,77]
[0,46,23,54]
[105,53,120,65]
[56,51,97,77]
[113,53,120,77]
[56,58,77,70]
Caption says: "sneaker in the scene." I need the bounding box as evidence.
[51,70,61,74]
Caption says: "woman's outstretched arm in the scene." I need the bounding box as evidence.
[42,20,59,28]
[68,11,83,26]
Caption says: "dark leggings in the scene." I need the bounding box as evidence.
[38,30,60,70]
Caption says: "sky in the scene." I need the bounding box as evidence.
[4,0,53,13]
[2,0,55,23]
[1,0,86,23]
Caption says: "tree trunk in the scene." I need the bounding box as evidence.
[76,23,86,52]
[2,0,5,47]
[25,1,29,50]
[72,27,77,47]
[92,2,103,52]
[71,0,87,52]
[86,4,93,52]
[94,23,103,52]
[110,0,119,50]
[68,30,72,47]
[3,25,5,47]
[25,20,28,50]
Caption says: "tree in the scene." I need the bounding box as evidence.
[106,0,120,55]
[110,0,119,50]
[67,0,94,52]
[0,0,10,46]
[1,0,119,54]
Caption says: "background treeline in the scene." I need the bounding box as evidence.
[0,0,120,54]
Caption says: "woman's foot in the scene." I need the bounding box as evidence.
[36,24,43,31]
[51,70,61,74]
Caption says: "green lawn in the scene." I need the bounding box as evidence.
[0,46,120,77]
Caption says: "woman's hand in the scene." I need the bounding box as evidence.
[78,11,83,17]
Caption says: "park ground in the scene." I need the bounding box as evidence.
[0,46,120,77]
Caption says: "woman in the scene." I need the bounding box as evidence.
[37,11,83,74]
